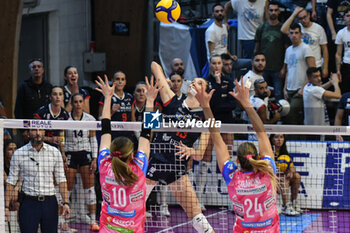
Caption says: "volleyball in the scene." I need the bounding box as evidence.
[276,154,294,172]
[155,0,181,24]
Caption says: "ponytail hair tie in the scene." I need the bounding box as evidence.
[246,154,253,160]
[111,151,122,159]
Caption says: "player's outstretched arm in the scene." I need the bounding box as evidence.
[230,79,274,159]
[151,61,175,104]
[138,75,161,159]
[95,75,116,151]
[193,82,230,172]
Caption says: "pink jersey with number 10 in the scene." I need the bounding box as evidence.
[222,158,279,233]
[98,148,148,233]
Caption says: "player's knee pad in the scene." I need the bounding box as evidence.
[192,213,213,233]
[199,161,210,174]
[84,187,96,205]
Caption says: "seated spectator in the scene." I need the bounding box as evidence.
[270,134,302,216]
[241,52,266,97]
[245,79,280,125]
[303,68,341,125]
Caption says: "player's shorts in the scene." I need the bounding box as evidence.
[66,151,93,169]
[146,156,188,185]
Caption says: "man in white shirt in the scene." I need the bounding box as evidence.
[281,6,329,78]
[5,129,70,233]
[303,67,341,125]
[281,23,316,124]
[241,52,266,97]
[224,0,267,58]
[206,4,230,60]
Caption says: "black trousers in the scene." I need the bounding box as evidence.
[19,195,58,233]
[341,63,350,94]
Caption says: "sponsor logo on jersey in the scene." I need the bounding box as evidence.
[241,218,272,228]
[130,190,144,203]
[232,201,244,214]
[102,189,111,203]
[107,216,135,227]
[264,196,275,210]
[107,205,136,218]
[236,184,267,195]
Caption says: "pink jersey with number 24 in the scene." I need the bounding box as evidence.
[222,158,279,233]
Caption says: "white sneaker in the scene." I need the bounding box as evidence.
[282,202,300,216]
[292,200,303,214]
[75,214,91,224]
[160,204,171,217]
[146,211,152,218]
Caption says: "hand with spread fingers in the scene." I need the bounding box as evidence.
[175,141,196,160]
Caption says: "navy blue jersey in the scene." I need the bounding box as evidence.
[63,86,90,107]
[151,96,203,163]
[132,100,145,122]
[34,104,70,137]
[206,74,236,123]
[99,92,133,122]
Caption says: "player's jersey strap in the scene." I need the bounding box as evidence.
[222,160,238,186]
[98,148,111,168]
[261,156,277,174]
[134,150,148,175]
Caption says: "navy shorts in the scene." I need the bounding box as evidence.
[66,151,93,169]
[146,156,188,185]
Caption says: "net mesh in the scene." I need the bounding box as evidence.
[1,119,350,232]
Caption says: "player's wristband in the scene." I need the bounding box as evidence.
[62,202,70,207]
[140,125,151,141]
[101,118,111,135]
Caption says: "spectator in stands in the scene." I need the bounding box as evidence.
[14,59,52,119]
[197,54,235,211]
[255,1,289,101]
[282,23,315,125]
[270,134,302,216]
[98,71,135,141]
[224,0,267,58]
[241,52,266,97]
[221,53,251,79]
[131,81,147,123]
[335,8,350,94]
[304,68,341,125]
[63,66,90,113]
[249,79,281,124]
[327,0,350,41]
[327,0,350,73]
[311,0,329,30]
[335,91,350,141]
[5,128,70,232]
[170,58,191,94]
[3,140,19,233]
[281,7,329,79]
[170,73,187,101]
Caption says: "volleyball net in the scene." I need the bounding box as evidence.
[1,119,350,232]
